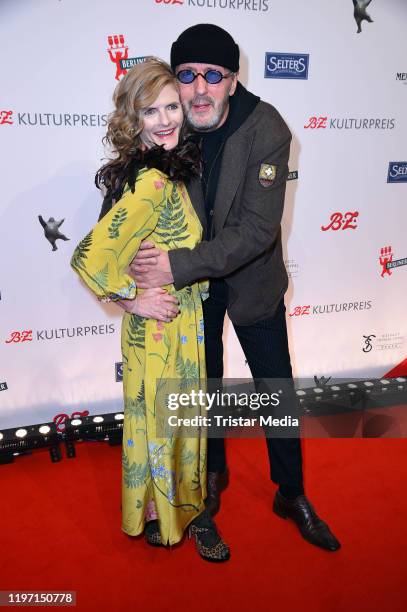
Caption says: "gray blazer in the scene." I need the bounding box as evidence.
[169,100,291,326]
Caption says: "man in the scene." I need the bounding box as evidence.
[130,24,340,552]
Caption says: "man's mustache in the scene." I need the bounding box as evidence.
[189,96,215,107]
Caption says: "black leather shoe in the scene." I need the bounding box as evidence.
[205,470,229,516]
[273,491,341,552]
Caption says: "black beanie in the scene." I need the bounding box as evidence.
[171,24,239,73]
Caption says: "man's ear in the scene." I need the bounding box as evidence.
[229,73,238,96]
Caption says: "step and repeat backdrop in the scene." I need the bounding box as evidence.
[1,0,406,428]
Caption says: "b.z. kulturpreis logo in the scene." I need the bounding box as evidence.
[304,116,395,130]
[387,162,407,184]
[265,53,309,80]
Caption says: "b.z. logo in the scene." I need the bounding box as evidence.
[321,212,359,231]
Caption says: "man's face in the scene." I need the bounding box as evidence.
[175,62,238,132]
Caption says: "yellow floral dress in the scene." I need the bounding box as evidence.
[71,168,208,545]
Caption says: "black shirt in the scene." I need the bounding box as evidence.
[197,82,260,240]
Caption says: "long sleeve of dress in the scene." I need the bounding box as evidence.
[71,169,167,301]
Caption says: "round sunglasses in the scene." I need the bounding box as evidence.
[176,69,234,85]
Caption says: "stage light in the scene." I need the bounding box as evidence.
[15,429,28,438]
[0,422,61,464]
[299,377,406,418]
[64,412,125,458]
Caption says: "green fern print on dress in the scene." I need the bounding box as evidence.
[71,169,209,545]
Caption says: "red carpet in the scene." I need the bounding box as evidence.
[1,438,407,611]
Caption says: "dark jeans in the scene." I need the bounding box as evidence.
[203,279,303,487]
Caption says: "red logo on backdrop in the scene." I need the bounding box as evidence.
[53,411,90,433]
[0,110,13,125]
[107,34,129,81]
[321,211,359,231]
[154,0,183,4]
[379,246,393,277]
[289,306,310,317]
[304,116,327,129]
[5,330,33,344]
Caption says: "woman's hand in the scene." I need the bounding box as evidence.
[117,288,179,322]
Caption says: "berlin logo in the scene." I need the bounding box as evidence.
[353,1,374,34]
[0,110,13,125]
[362,334,376,353]
[108,35,129,81]
[38,215,70,251]
[321,212,358,231]
[265,53,309,80]
[107,35,147,80]
[387,162,407,184]
[379,246,407,277]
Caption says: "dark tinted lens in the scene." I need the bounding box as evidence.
[205,70,223,84]
[177,70,195,84]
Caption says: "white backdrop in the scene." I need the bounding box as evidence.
[1,0,406,428]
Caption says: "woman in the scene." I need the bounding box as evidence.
[71,58,229,562]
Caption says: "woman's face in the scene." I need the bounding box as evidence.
[140,84,183,150]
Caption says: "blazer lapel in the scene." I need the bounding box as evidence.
[186,177,207,234]
[214,129,254,231]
